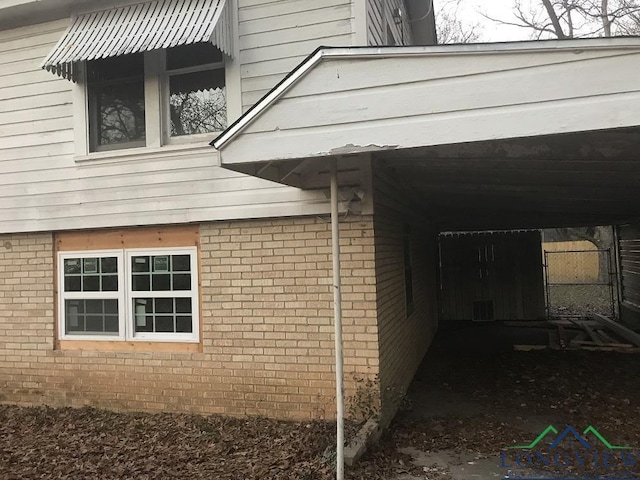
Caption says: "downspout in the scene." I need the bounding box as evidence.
[330,158,345,480]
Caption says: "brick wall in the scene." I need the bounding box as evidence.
[0,216,379,420]
[0,233,55,405]
[372,171,440,421]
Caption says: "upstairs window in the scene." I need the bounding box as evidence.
[84,45,228,153]
[40,0,236,155]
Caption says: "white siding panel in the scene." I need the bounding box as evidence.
[0,105,71,127]
[239,4,351,35]
[221,48,640,164]
[0,18,68,42]
[287,50,630,99]
[238,0,355,109]
[0,17,333,234]
[245,52,640,134]
[238,0,349,21]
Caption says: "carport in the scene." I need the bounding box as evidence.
[213,38,640,476]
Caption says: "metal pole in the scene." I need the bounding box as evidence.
[330,158,345,480]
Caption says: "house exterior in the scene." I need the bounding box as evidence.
[3,0,640,425]
[0,0,438,420]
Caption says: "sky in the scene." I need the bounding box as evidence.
[441,0,538,42]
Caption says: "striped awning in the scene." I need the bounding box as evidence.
[42,0,232,81]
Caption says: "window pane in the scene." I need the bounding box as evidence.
[152,274,171,291]
[170,70,226,136]
[152,256,170,273]
[134,298,152,332]
[65,300,84,333]
[136,317,154,333]
[104,299,118,315]
[166,43,223,70]
[105,316,119,332]
[85,316,104,332]
[65,299,119,335]
[90,82,145,148]
[86,299,103,314]
[155,316,174,332]
[87,54,145,150]
[132,296,193,335]
[101,257,118,273]
[64,259,81,275]
[172,255,190,272]
[173,273,191,291]
[132,274,150,291]
[83,276,100,292]
[176,316,193,333]
[64,276,81,292]
[83,258,99,274]
[102,275,118,292]
[155,298,173,314]
[175,298,192,314]
[132,256,150,272]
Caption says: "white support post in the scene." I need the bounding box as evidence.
[330,158,345,480]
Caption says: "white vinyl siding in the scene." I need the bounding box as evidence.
[238,0,356,110]
[0,16,332,234]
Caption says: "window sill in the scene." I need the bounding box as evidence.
[74,140,218,164]
[57,339,201,353]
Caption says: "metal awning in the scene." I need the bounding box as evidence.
[41,0,232,81]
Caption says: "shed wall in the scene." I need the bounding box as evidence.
[618,223,640,329]
[439,231,545,321]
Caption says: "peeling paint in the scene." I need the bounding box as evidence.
[329,143,399,155]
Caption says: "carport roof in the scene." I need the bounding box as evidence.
[212,38,640,231]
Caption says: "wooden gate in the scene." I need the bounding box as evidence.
[439,231,545,321]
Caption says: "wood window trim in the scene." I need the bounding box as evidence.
[57,340,200,353]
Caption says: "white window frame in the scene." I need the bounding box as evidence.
[125,247,200,342]
[58,247,199,343]
[58,250,126,341]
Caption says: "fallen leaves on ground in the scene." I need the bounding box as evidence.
[2,343,640,479]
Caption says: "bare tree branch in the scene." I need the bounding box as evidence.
[482,0,640,39]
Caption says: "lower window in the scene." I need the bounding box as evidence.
[58,247,199,342]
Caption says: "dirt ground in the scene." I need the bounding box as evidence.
[2,324,640,479]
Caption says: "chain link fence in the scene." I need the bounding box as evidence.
[544,248,616,318]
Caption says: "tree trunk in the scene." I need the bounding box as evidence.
[542,0,568,38]
[602,0,612,35]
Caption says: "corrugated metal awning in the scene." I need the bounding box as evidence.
[42,0,232,81]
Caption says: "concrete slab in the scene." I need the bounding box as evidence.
[398,447,506,479]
